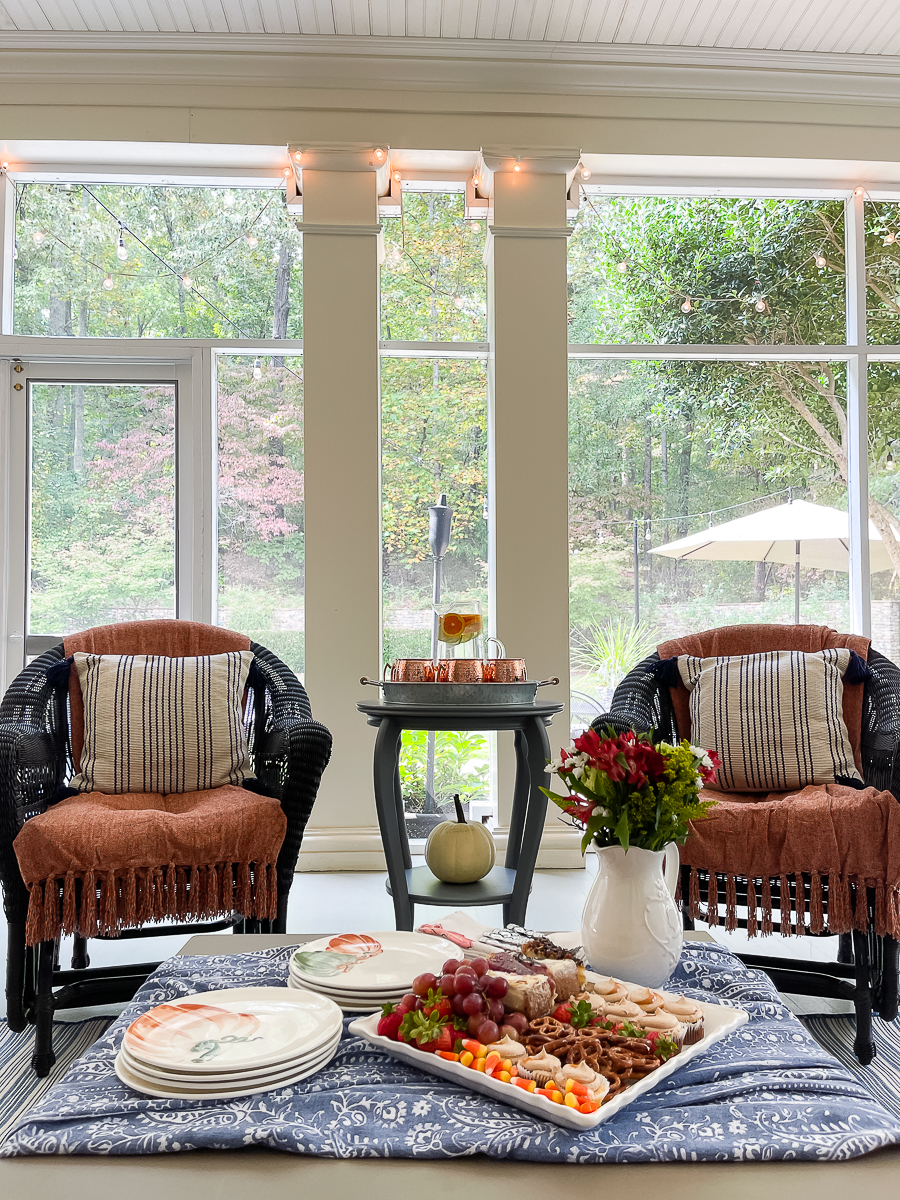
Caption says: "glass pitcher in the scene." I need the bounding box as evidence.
[434,601,484,660]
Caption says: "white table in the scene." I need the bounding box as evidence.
[1,932,898,1200]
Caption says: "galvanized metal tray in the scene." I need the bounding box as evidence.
[359,678,559,705]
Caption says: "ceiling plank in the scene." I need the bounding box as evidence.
[424,0,442,37]
[543,0,575,42]
[491,0,516,40]
[312,0,335,34]
[440,0,460,37]
[332,0,355,34]
[457,0,478,38]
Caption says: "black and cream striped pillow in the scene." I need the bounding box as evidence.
[677,649,863,792]
[70,650,254,794]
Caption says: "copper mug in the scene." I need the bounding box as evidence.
[388,659,435,682]
[482,658,527,682]
[444,659,484,683]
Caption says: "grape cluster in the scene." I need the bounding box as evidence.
[399,957,528,1045]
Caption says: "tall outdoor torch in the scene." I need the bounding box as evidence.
[425,494,453,812]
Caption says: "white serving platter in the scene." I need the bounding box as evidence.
[349,998,748,1131]
[291,931,448,992]
[123,986,342,1073]
[114,1036,340,1100]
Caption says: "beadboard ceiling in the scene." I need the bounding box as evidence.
[0,0,899,57]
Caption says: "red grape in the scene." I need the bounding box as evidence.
[442,958,463,975]
[412,973,437,997]
[397,993,418,1013]
[484,975,508,999]
[477,1020,499,1044]
[454,973,475,996]
[455,965,477,979]
[467,1014,486,1036]
[439,974,457,996]
[487,998,505,1022]
[470,957,489,977]
[461,992,484,1015]
[504,1012,528,1033]
[450,994,467,1017]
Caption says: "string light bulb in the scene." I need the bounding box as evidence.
[245,233,258,248]
[181,274,192,289]
[1,161,8,170]
[32,229,45,245]
[116,229,128,261]
[373,148,385,161]
[885,233,896,245]
[393,170,401,182]
[616,261,628,274]
[102,275,114,291]
[293,151,303,162]
[253,357,262,380]
[887,451,895,471]
[681,298,692,313]
[755,297,767,312]
[223,193,234,207]
[815,254,827,268]
[514,157,522,172]
[580,164,592,181]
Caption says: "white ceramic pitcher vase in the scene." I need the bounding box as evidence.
[581,843,683,987]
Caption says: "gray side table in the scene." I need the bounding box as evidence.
[358,700,564,930]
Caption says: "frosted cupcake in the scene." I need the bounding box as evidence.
[585,974,629,1004]
[602,999,645,1023]
[659,994,705,1044]
[519,1049,562,1087]
[555,1060,610,1103]
[626,985,665,1013]
[631,1009,685,1048]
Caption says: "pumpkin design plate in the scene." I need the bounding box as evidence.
[290,931,448,992]
[123,986,342,1072]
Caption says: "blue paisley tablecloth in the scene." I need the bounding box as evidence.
[3,940,900,1161]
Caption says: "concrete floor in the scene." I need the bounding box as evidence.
[2,854,852,1020]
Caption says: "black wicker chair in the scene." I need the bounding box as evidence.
[591,640,900,1065]
[1,636,332,1076]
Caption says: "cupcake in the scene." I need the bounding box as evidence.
[555,1060,610,1103]
[486,1035,529,1063]
[519,1049,562,1087]
[626,985,665,1013]
[602,999,645,1023]
[631,1009,685,1048]
[660,994,705,1044]
[585,974,629,1004]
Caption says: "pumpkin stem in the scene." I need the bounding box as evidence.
[453,794,467,824]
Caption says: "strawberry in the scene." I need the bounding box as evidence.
[552,999,600,1029]
[551,1002,573,1023]
[399,1008,452,1053]
[376,1003,404,1042]
[423,997,452,1020]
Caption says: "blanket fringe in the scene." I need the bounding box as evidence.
[747,878,758,937]
[681,866,900,941]
[24,860,279,946]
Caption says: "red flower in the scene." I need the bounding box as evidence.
[699,749,722,785]
[564,798,597,825]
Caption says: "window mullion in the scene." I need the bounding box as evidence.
[845,190,871,637]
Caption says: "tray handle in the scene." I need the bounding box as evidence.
[535,677,560,687]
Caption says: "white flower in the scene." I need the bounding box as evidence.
[572,766,585,779]
[591,805,608,818]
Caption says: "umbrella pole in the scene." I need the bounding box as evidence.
[633,520,640,624]
[794,539,800,624]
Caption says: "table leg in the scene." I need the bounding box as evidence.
[507,717,551,926]
[373,718,414,930]
[504,728,531,873]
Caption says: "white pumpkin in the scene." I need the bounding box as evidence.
[425,795,496,884]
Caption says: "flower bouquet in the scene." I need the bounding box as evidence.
[544,726,722,983]
[543,726,721,853]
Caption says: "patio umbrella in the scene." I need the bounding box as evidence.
[651,499,897,623]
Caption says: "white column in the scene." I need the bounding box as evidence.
[299,156,386,869]
[485,152,582,868]
[0,171,14,335]
[845,188,871,638]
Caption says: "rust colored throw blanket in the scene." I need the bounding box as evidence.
[658,624,900,939]
[12,620,286,945]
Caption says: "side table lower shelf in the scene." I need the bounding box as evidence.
[386,865,528,925]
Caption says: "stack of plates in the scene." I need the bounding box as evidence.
[288,931,450,1012]
[114,986,343,1100]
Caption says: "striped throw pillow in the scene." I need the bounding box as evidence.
[70,650,255,794]
[676,649,863,793]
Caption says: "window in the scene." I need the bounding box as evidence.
[15,184,301,339]
[216,353,304,676]
[380,189,491,828]
[566,192,882,734]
